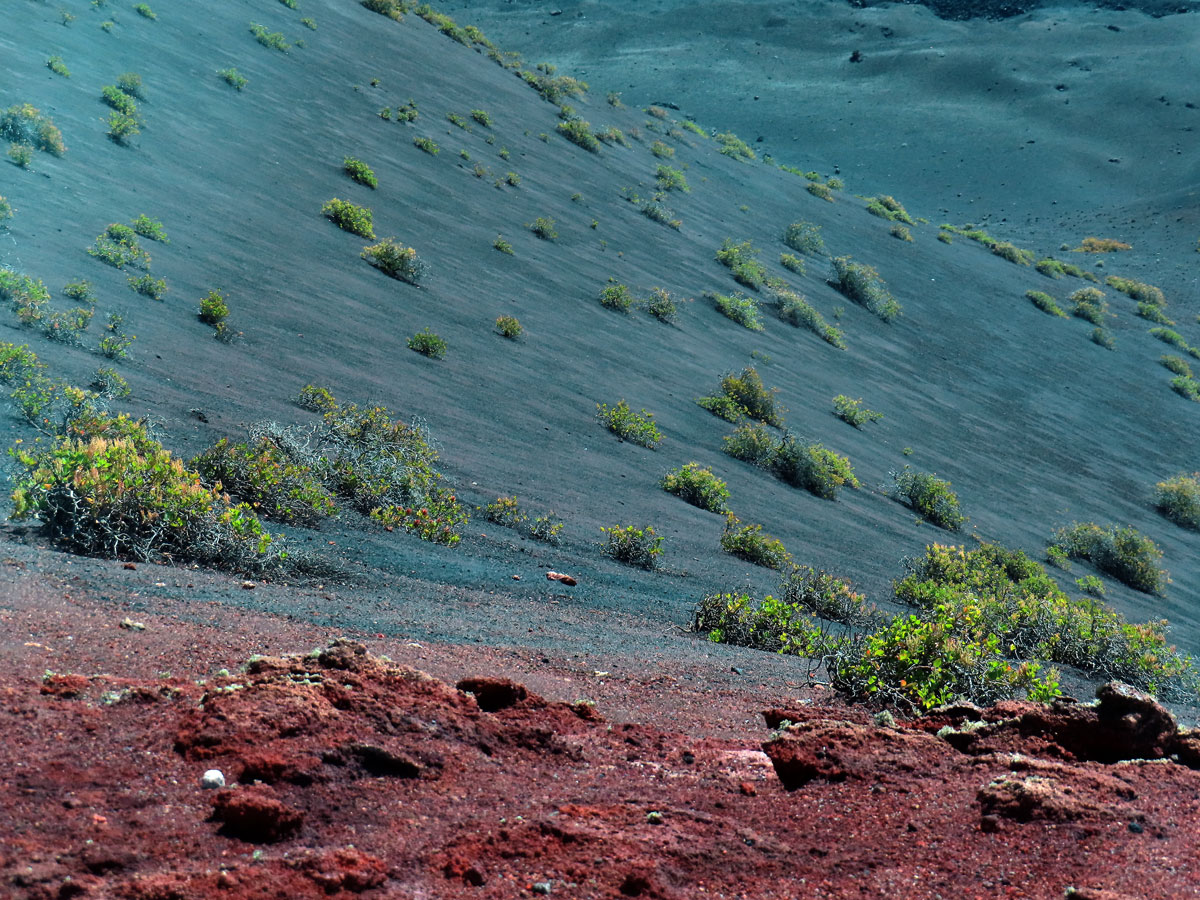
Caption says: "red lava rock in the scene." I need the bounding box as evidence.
[122,562,136,570]
[456,676,530,712]
[294,846,387,893]
[1065,888,1144,900]
[762,720,941,789]
[237,751,316,786]
[738,781,757,796]
[442,855,487,886]
[546,571,577,586]
[210,784,304,843]
[39,673,88,698]
[976,763,1139,823]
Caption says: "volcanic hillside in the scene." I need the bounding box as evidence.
[1,0,1198,668]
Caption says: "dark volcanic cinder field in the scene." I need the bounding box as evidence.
[1,0,1199,896]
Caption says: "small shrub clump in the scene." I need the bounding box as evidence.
[344,157,378,188]
[715,239,766,290]
[644,287,687,323]
[714,132,754,161]
[322,198,375,238]
[494,315,522,338]
[770,435,860,500]
[1049,522,1167,595]
[865,195,914,225]
[889,468,965,530]
[1069,287,1108,325]
[832,395,882,427]
[0,103,67,157]
[361,238,426,283]
[1154,473,1200,530]
[198,290,229,324]
[249,22,290,51]
[772,286,844,349]
[712,291,762,331]
[830,256,901,322]
[131,214,168,243]
[1026,290,1068,318]
[783,221,825,256]
[526,216,557,240]
[598,281,634,313]
[697,366,784,427]
[88,224,151,269]
[407,328,447,359]
[596,400,662,449]
[557,119,599,152]
[127,274,167,300]
[661,463,730,513]
[720,515,791,570]
[601,524,663,569]
[217,68,248,91]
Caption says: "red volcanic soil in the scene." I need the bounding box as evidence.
[5,547,1200,900]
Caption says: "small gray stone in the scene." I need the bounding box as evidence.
[532,882,552,895]
[201,769,226,790]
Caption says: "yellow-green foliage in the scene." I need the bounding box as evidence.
[1155,473,1200,530]
[322,198,375,238]
[596,400,662,449]
[720,515,791,569]
[1049,522,1167,595]
[661,462,730,513]
[601,524,663,569]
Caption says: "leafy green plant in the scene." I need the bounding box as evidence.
[557,119,599,152]
[600,524,663,569]
[42,307,94,345]
[1091,327,1115,350]
[890,224,913,242]
[90,366,130,399]
[193,434,338,526]
[0,269,51,325]
[131,214,168,243]
[526,216,557,240]
[407,328,446,359]
[62,280,94,302]
[649,140,674,159]
[99,312,135,359]
[1150,327,1190,350]
[598,281,634,313]
[1069,287,1108,325]
[772,286,844,348]
[779,253,805,274]
[361,0,408,21]
[991,241,1034,265]
[101,84,138,117]
[807,183,834,202]
[830,256,901,322]
[715,239,766,290]
[361,238,426,283]
[832,395,882,427]
[654,165,689,192]
[722,422,776,465]
[106,112,140,145]
[782,221,824,256]
[128,274,167,300]
[0,195,11,222]
[698,366,783,427]
[470,108,491,127]
[88,224,150,269]
[322,198,375,238]
[890,468,965,530]
[865,195,914,225]
[115,72,145,99]
[720,515,791,569]
[302,17,317,29]
[712,291,762,331]
[1136,302,1173,325]
[1026,290,1067,318]
[1,103,66,156]
[343,157,378,188]
[1106,275,1165,307]
[217,68,248,91]
[249,22,289,51]
[1154,473,1200,530]
[661,462,730,513]
[714,131,754,161]
[771,435,860,500]
[596,400,662,449]
[491,235,514,255]
[133,4,156,20]
[644,287,687,324]
[8,143,33,167]
[494,315,522,338]
[1076,575,1106,597]
[199,290,229,324]
[1049,522,1167,595]
[1160,355,1193,377]
[46,56,71,77]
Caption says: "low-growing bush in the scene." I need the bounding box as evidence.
[700,366,783,427]
[661,462,729,513]
[0,103,66,156]
[101,85,138,117]
[832,395,882,427]
[217,68,248,91]
[714,131,754,161]
[779,253,805,274]
[598,281,634,313]
[42,307,93,345]
[865,195,914,225]
[771,434,859,500]
[991,241,1034,265]
[47,56,71,78]
[715,239,766,290]
[8,143,33,168]
[413,136,439,155]
[494,315,522,338]
[89,224,150,269]
[90,367,130,399]
[361,238,426,283]
[61,280,93,302]
[130,214,167,243]
[783,221,825,256]
[493,235,514,255]
[1069,287,1108,325]
[655,164,689,192]
[116,72,145,99]
[807,182,834,202]
[249,22,290,51]
[128,274,167,300]
[600,524,663,569]
[1026,290,1067,318]
[99,312,135,359]
[193,433,338,526]
[344,156,378,188]
[1150,327,1189,349]
[526,216,557,240]
[722,422,776,466]
[322,198,375,238]
[199,290,229,324]
[407,328,446,359]
[0,195,12,222]
[712,291,762,330]
[557,119,599,152]
[773,286,844,348]
[361,0,409,21]
[1091,327,1115,350]
[1076,237,1131,253]
[1106,275,1165,306]
[106,112,140,145]
[134,4,156,20]
[1136,302,1173,325]
[720,515,791,569]
[1077,575,1106,597]
[596,400,662,449]
[890,468,964,530]
[649,140,674,159]
[1049,522,1167,595]
[830,256,901,322]
[644,287,686,323]
[1160,355,1193,377]
[0,269,51,324]
[1154,473,1200,530]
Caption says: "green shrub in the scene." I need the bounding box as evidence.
[1091,327,1115,350]
[0,195,11,223]
[661,463,729,513]
[106,112,140,145]
[494,315,522,338]
[1150,326,1189,349]
[1036,258,1065,278]
[890,224,913,242]
[596,400,662,449]
[361,237,426,283]
[991,241,1034,265]
[10,416,284,571]
[62,280,94,302]
[693,591,832,658]
[721,422,775,465]
[708,367,782,427]
[644,287,686,323]
[773,287,844,349]
[47,56,71,78]
[1,103,66,156]
[361,0,409,21]
[783,221,825,256]
[407,328,446,359]
[42,307,93,345]
[344,157,378,188]
[0,269,52,324]
[128,274,167,300]
[600,524,663,569]
[598,281,634,313]
[654,165,689,192]
[779,253,805,274]
[715,239,766,290]
[469,108,491,127]
[8,143,32,168]
[297,384,338,413]
[712,291,762,331]
[90,367,130,399]
[1076,575,1106,597]
[1026,290,1067,318]
[1160,355,1193,377]
[1106,275,1165,307]
[1154,473,1200,530]
[557,119,599,152]
[481,495,525,528]
[1070,287,1108,325]
[714,132,754,161]
[446,113,472,131]
[249,22,289,51]
[88,224,150,269]
[134,4,156,20]
[302,17,317,29]
[1049,522,1167,595]
[1137,302,1173,325]
[807,182,834,202]
[199,290,229,324]
[639,200,680,229]
[130,214,167,243]
[865,195,914,225]
[99,312,135,359]
[832,395,882,427]
[890,468,965,530]
[115,72,145,99]
[493,235,514,255]
[193,433,338,526]
[101,85,138,117]
[217,68,248,91]
[771,435,860,500]
[526,216,557,240]
[322,198,375,238]
[649,140,674,159]
[720,515,791,569]
[830,256,901,322]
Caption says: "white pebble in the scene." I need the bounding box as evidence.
[201,769,226,789]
